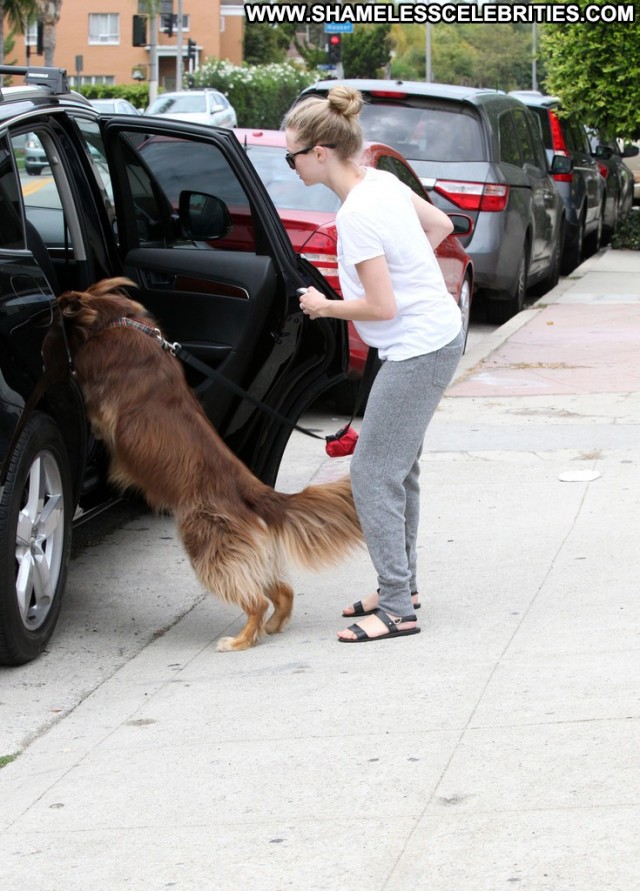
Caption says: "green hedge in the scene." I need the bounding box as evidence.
[76,61,321,126]
[78,83,150,110]
[192,60,321,129]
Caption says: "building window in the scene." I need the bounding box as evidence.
[25,22,37,46]
[89,13,120,45]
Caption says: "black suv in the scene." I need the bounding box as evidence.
[0,66,348,666]
[299,79,569,324]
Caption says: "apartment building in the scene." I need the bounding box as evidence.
[14,0,244,90]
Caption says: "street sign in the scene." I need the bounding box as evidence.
[324,22,354,34]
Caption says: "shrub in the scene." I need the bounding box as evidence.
[611,208,640,251]
[192,60,321,129]
[79,83,149,110]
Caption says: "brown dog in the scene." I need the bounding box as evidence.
[58,278,363,651]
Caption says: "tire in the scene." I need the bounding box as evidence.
[458,273,472,353]
[561,214,584,275]
[485,246,528,326]
[0,413,73,666]
[531,224,563,297]
[584,207,603,257]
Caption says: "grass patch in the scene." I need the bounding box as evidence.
[0,753,19,769]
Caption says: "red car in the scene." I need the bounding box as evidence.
[235,129,474,407]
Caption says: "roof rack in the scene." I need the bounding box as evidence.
[0,65,70,100]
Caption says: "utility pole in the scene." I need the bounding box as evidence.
[149,10,158,105]
[176,0,183,91]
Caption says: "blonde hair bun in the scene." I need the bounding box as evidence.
[327,85,363,120]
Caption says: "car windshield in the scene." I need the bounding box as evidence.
[244,144,340,212]
[90,100,116,112]
[148,94,206,114]
[360,103,484,162]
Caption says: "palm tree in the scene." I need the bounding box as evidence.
[35,0,61,66]
[1,0,40,66]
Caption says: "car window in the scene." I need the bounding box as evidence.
[8,125,91,293]
[512,109,538,167]
[244,144,339,212]
[498,112,521,167]
[0,138,26,249]
[528,106,552,150]
[374,153,425,198]
[123,132,259,252]
[359,102,485,163]
[525,115,548,171]
[148,94,206,115]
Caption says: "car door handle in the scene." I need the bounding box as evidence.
[142,270,176,289]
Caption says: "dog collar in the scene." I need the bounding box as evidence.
[102,317,179,356]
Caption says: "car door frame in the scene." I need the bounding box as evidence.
[94,115,348,484]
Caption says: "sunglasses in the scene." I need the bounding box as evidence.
[285,143,337,169]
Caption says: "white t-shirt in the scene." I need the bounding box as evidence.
[336,167,462,361]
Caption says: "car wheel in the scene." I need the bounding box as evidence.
[532,224,563,296]
[458,273,472,352]
[485,246,528,326]
[602,196,617,245]
[561,214,584,274]
[0,413,72,666]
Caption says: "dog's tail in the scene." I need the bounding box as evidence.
[274,476,364,570]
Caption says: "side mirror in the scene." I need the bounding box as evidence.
[622,144,640,159]
[448,213,473,237]
[593,144,613,161]
[550,154,573,176]
[178,191,232,241]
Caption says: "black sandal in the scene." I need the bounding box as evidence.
[342,590,421,618]
[338,608,420,643]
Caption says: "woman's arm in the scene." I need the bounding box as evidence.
[411,192,454,250]
[299,255,397,321]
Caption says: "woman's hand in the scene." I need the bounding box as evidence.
[299,286,330,319]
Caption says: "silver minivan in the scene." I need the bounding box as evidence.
[299,80,569,324]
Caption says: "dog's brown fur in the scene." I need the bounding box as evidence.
[59,278,363,651]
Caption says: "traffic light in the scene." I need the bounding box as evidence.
[327,34,342,66]
[132,14,147,47]
[187,38,196,62]
[162,13,175,37]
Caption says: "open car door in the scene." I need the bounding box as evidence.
[74,115,348,484]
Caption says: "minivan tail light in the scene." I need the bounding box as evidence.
[434,180,509,212]
[300,229,340,294]
[596,161,609,179]
[549,112,573,182]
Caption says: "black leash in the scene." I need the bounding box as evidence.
[105,316,378,442]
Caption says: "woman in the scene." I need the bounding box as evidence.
[284,86,464,642]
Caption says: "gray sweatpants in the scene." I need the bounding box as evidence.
[349,328,465,619]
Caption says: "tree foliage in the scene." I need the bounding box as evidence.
[542,0,640,139]
[389,22,543,90]
[343,24,392,78]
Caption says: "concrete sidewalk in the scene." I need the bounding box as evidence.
[1,249,640,890]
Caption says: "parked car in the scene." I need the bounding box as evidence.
[587,130,638,238]
[145,89,237,128]
[510,92,605,269]
[23,131,48,174]
[88,97,142,115]
[298,80,567,324]
[0,65,349,666]
[234,128,474,408]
